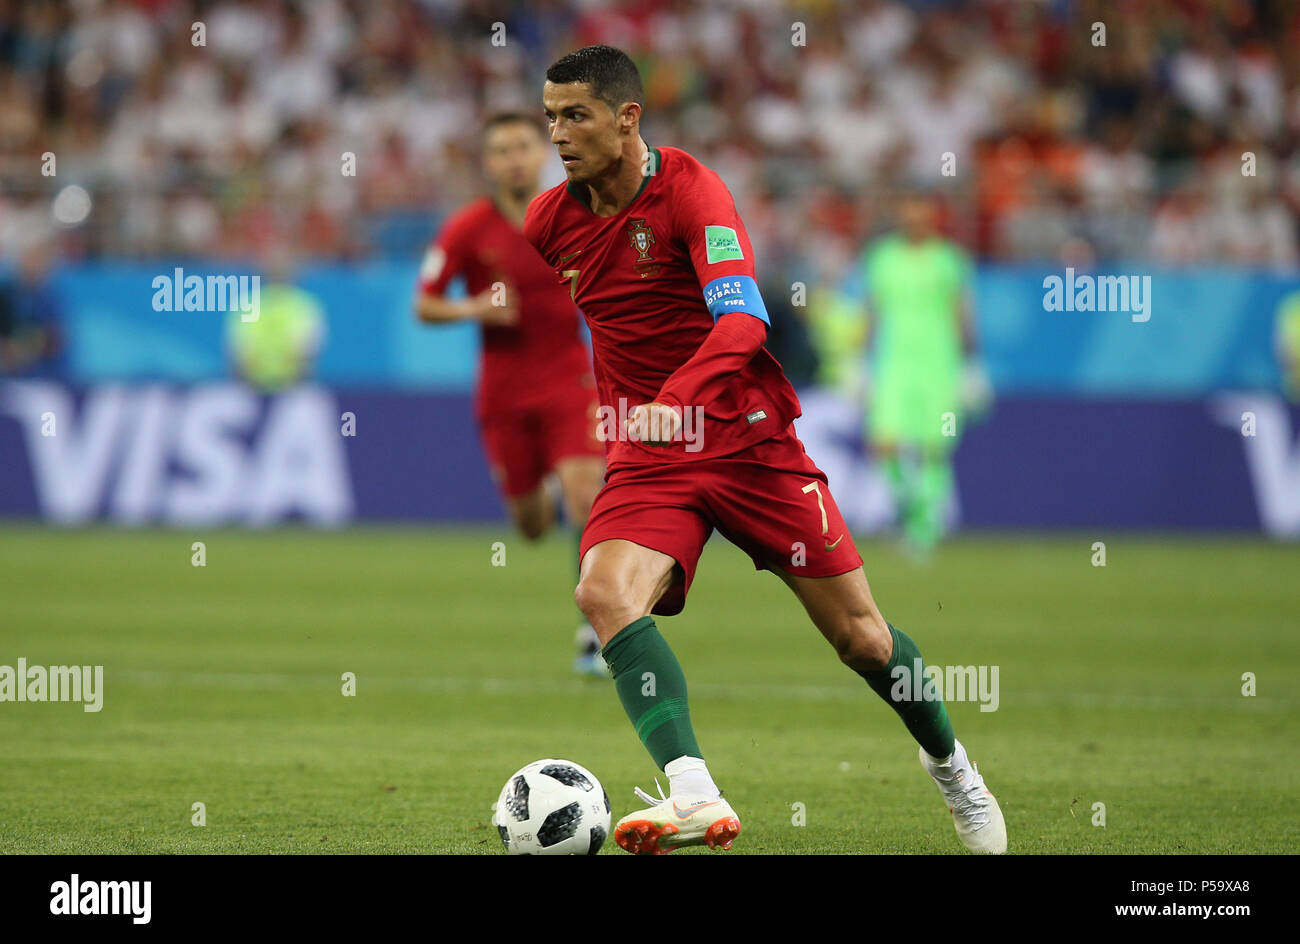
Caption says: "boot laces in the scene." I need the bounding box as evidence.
[633,777,668,808]
[938,763,991,829]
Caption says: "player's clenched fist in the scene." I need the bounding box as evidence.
[626,401,682,446]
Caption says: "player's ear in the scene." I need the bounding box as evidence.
[619,101,641,135]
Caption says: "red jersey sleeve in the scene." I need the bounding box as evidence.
[417,217,471,297]
[671,157,770,326]
[653,153,771,412]
[656,313,767,413]
[522,192,555,264]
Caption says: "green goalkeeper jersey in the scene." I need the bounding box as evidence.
[226,283,324,393]
[862,234,970,372]
[861,234,971,445]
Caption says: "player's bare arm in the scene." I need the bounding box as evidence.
[415,285,518,327]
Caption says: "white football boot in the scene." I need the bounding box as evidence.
[613,779,741,855]
[919,739,1007,854]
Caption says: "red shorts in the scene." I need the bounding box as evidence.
[480,387,603,499]
[580,424,863,616]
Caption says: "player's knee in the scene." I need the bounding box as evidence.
[572,574,613,620]
[835,610,893,672]
[516,516,548,541]
[573,573,639,629]
[510,501,551,541]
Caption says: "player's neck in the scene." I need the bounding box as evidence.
[584,137,649,217]
[492,190,533,229]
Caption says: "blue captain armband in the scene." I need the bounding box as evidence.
[702,275,770,325]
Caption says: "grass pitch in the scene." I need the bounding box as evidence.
[0,525,1296,854]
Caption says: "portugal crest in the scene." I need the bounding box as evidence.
[627,218,656,263]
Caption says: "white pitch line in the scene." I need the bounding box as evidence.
[108,669,1295,712]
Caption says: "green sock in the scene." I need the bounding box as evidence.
[881,453,909,522]
[884,450,928,547]
[601,616,702,769]
[858,623,955,759]
[913,453,953,550]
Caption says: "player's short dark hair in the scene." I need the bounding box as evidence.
[482,110,545,140]
[545,45,643,114]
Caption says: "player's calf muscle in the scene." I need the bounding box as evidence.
[818,602,891,672]
[831,611,892,672]
[781,568,892,671]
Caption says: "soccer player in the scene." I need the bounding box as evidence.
[525,45,1006,854]
[227,245,325,393]
[1276,289,1300,401]
[0,235,65,378]
[860,191,989,558]
[417,112,608,676]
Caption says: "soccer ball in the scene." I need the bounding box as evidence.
[492,759,611,855]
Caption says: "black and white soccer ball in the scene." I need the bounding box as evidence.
[492,759,611,855]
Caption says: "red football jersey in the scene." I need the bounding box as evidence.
[419,196,594,419]
[523,145,802,468]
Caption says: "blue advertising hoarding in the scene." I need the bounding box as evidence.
[29,262,1300,395]
[2,382,1296,535]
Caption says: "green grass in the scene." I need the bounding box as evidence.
[0,525,1296,853]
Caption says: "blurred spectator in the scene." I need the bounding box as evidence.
[1150,181,1218,265]
[0,0,1292,279]
[760,268,818,389]
[0,234,63,377]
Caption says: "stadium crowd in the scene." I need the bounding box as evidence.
[0,0,1298,276]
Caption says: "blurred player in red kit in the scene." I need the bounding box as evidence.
[417,112,608,677]
[525,46,1007,854]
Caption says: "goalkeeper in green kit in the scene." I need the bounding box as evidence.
[226,247,325,394]
[860,191,989,558]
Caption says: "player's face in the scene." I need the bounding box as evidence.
[542,81,623,185]
[899,196,937,241]
[482,122,546,199]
